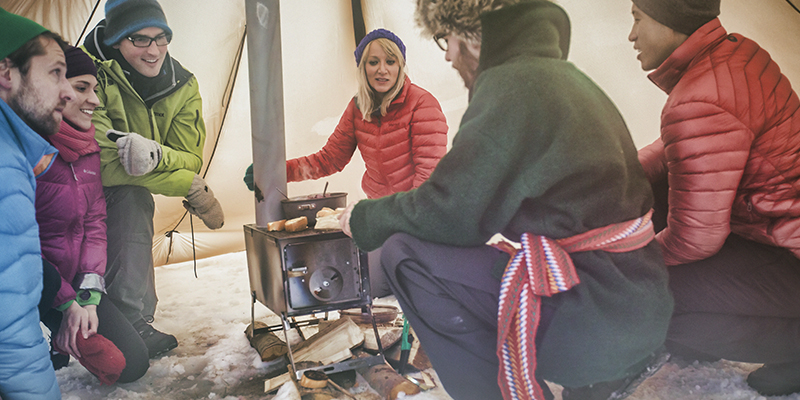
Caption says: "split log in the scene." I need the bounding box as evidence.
[245,321,288,362]
[361,363,420,400]
[362,327,402,353]
[292,317,364,364]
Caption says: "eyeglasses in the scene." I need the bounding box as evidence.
[434,34,448,52]
[125,34,172,48]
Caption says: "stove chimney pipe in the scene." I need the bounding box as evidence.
[245,0,286,227]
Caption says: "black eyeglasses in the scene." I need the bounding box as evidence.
[434,34,448,52]
[125,34,172,48]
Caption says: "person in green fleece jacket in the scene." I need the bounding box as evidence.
[82,0,224,359]
[338,1,673,399]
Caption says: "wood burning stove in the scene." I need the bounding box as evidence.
[244,224,385,378]
[244,225,370,315]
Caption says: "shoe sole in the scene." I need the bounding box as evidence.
[609,350,671,400]
[149,342,179,359]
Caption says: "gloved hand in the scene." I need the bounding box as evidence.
[107,129,162,176]
[183,174,224,230]
[243,163,254,191]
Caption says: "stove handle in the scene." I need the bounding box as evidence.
[287,266,308,277]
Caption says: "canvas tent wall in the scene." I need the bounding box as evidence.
[2,0,798,266]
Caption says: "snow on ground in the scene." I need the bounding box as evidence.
[54,251,800,400]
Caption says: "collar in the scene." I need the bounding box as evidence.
[647,18,727,94]
[478,1,571,73]
[389,76,412,107]
[0,98,58,174]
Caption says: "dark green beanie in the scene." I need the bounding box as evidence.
[0,8,48,60]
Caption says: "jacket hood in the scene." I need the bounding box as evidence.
[478,1,571,74]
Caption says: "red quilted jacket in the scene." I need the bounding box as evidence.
[639,18,800,265]
[287,77,448,199]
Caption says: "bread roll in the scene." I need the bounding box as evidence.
[285,216,308,232]
[267,219,285,231]
[316,207,337,218]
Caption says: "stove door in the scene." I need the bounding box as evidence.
[283,236,364,312]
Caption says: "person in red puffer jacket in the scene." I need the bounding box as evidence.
[249,29,448,298]
[629,0,800,395]
[286,28,448,200]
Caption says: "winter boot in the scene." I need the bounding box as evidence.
[51,349,70,370]
[747,362,800,396]
[561,346,670,400]
[134,319,178,358]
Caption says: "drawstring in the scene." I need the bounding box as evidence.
[190,215,197,278]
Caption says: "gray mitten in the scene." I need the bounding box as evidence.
[183,175,224,230]
[107,129,162,176]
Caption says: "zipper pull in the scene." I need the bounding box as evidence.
[70,163,78,181]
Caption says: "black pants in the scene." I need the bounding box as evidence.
[381,233,555,400]
[39,259,61,318]
[654,178,800,364]
[42,295,150,383]
[103,185,157,324]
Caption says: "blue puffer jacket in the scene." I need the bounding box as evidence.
[0,99,61,400]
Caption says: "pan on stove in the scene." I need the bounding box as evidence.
[281,192,347,226]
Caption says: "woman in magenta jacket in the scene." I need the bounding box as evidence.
[36,46,148,383]
[287,28,448,200]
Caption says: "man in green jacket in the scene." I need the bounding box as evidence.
[83,0,224,359]
[339,1,673,399]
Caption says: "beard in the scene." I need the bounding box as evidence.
[8,74,63,137]
[454,40,481,95]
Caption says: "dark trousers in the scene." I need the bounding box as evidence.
[39,259,61,318]
[103,185,157,324]
[653,178,800,364]
[381,233,555,400]
[42,295,149,383]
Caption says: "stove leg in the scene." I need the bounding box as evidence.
[281,312,300,379]
[368,303,386,360]
[250,291,256,332]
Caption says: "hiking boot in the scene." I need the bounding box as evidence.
[561,347,670,400]
[51,350,70,370]
[747,362,800,396]
[133,319,178,358]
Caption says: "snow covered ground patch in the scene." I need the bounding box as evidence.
[54,251,799,400]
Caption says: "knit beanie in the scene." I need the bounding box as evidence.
[354,29,406,66]
[65,46,97,79]
[103,0,172,46]
[0,7,48,60]
[415,0,523,40]
[632,0,720,36]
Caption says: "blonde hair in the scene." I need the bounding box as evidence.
[355,38,407,122]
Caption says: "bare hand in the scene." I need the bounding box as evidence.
[55,303,99,358]
[338,202,357,237]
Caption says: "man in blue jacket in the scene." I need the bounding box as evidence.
[0,8,75,400]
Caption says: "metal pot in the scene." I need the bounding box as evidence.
[281,192,347,226]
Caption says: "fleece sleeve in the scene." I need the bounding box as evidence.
[349,70,558,252]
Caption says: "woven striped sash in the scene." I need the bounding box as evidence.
[494,209,655,400]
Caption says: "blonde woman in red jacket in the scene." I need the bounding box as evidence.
[287,29,448,199]
[629,0,800,396]
[290,29,448,297]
